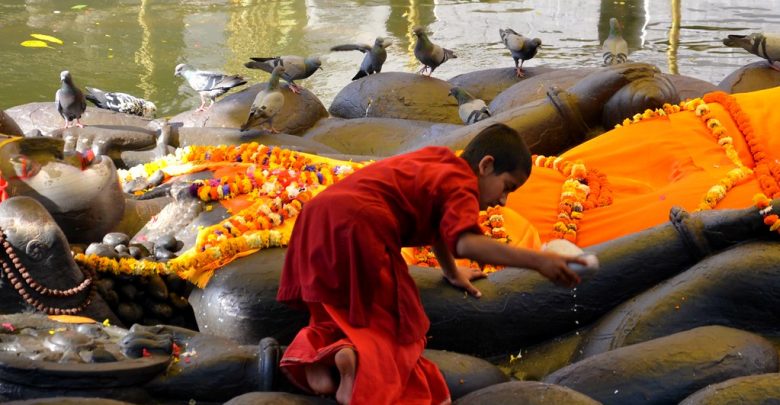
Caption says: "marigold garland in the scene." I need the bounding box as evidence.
[407,206,510,274]
[753,193,780,233]
[704,91,780,200]
[82,143,364,287]
[614,97,756,211]
[532,155,613,244]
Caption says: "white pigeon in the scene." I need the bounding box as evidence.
[499,28,542,77]
[331,37,392,80]
[449,87,491,125]
[174,64,247,112]
[723,32,780,72]
[85,87,157,118]
[244,55,322,94]
[413,26,457,76]
[602,17,629,65]
[55,70,87,129]
[241,66,286,133]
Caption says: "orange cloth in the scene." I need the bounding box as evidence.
[507,86,780,248]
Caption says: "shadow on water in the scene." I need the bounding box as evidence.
[1,0,780,116]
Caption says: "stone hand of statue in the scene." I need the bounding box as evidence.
[443,266,488,298]
[122,323,280,399]
[534,251,583,289]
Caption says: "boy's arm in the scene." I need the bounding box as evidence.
[432,235,486,297]
[456,232,582,288]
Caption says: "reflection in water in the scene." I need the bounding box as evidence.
[134,0,154,101]
[667,0,681,74]
[599,0,647,52]
[2,1,780,116]
[225,0,308,79]
[387,0,436,69]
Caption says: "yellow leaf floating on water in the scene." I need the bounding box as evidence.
[20,40,51,48]
[30,33,63,45]
[71,4,88,10]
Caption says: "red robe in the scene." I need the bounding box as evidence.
[277,146,482,404]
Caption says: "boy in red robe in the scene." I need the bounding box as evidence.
[277,123,583,404]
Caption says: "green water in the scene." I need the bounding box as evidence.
[1,0,778,117]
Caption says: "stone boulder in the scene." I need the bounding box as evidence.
[488,68,597,114]
[329,72,461,124]
[679,373,780,405]
[224,392,334,405]
[543,325,779,405]
[301,117,459,157]
[718,61,780,94]
[447,67,555,105]
[169,83,327,135]
[0,109,23,136]
[576,240,780,359]
[423,349,509,400]
[172,126,339,155]
[454,381,601,405]
[5,102,155,135]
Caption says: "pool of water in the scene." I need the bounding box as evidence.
[1,0,779,117]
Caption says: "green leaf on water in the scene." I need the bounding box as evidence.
[71,4,88,10]
[20,40,51,48]
[30,33,63,45]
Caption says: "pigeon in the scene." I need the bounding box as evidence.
[241,66,286,133]
[244,55,322,94]
[174,64,247,112]
[412,26,457,76]
[602,17,629,65]
[723,32,780,72]
[499,28,542,78]
[330,37,392,80]
[448,87,491,125]
[55,70,87,128]
[85,87,157,118]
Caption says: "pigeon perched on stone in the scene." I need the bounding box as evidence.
[330,37,392,80]
[602,17,629,65]
[174,64,247,112]
[244,55,322,94]
[499,28,542,77]
[241,66,286,133]
[448,86,491,125]
[412,26,457,76]
[55,70,87,128]
[723,32,780,72]
[85,87,157,118]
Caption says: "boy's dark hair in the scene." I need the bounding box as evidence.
[460,123,532,176]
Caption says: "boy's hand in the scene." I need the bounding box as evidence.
[443,266,487,298]
[535,251,584,288]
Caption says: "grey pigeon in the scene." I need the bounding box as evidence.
[412,26,457,76]
[55,70,87,129]
[241,66,286,133]
[602,17,629,65]
[244,55,322,94]
[499,28,542,77]
[723,32,780,71]
[85,87,157,118]
[331,37,392,80]
[174,64,247,112]
[448,87,491,125]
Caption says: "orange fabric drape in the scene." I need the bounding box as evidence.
[506,86,780,248]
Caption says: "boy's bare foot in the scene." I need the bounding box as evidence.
[305,362,337,395]
[335,347,357,405]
